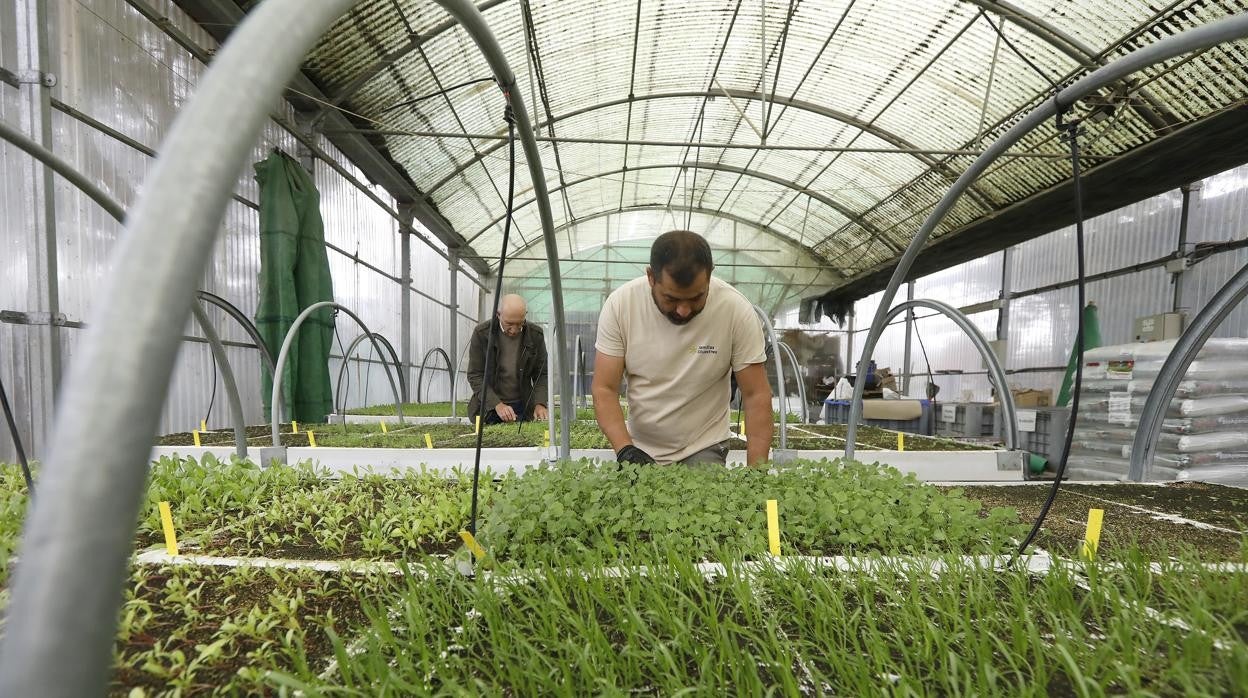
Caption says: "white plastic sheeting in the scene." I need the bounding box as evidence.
[0,0,478,461]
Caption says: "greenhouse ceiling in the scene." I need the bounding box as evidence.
[179,0,1248,306]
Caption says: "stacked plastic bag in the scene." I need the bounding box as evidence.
[1067,338,1248,485]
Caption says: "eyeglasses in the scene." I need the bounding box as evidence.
[499,318,525,331]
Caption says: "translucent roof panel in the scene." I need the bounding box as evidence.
[299,0,1248,305]
[502,210,841,322]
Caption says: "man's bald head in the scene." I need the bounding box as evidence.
[497,294,528,337]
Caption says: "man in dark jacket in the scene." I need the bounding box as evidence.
[467,294,549,423]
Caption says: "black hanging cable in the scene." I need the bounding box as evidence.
[912,316,936,397]
[468,97,517,540]
[379,77,496,114]
[203,347,219,429]
[0,372,34,495]
[1016,102,1088,556]
[979,11,1059,92]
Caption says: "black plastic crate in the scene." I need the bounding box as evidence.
[935,402,995,438]
[995,405,1070,466]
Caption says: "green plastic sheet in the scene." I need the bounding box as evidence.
[254,151,335,423]
[1057,302,1101,407]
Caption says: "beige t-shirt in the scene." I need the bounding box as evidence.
[596,275,766,463]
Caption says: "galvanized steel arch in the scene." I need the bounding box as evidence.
[467,161,901,255]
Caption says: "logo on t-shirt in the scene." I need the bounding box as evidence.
[687,343,718,355]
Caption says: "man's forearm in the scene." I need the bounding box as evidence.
[593,387,632,452]
[743,392,773,466]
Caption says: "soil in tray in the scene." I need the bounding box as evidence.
[109,564,391,696]
[955,483,1248,561]
[159,420,991,452]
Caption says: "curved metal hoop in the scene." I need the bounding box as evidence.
[845,14,1248,458]
[752,305,789,449]
[776,341,809,424]
[334,332,407,414]
[1128,261,1248,481]
[0,118,251,459]
[195,291,277,378]
[417,347,453,404]
[844,299,1019,459]
[270,302,405,445]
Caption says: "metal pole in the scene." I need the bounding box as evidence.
[1172,184,1194,312]
[435,0,573,459]
[270,301,405,446]
[753,304,787,449]
[449,250,460,415]
[400,211,413,405]
[902,281,915,395]
[846,14,1248,458]
[21,0,62,399]
[1129,261,1248,481]
[0,5,359,693]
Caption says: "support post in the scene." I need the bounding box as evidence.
[448,249,460,414]
[902,281,915,395]
[399,206,414,404]
[20,0,62,400]
[1172,184,1195,312]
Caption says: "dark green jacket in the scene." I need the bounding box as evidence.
[466,320,549,420]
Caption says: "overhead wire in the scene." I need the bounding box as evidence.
[378,77,496,114]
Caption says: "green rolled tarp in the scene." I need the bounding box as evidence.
[254,150,335,423]
[1057,302,1101,407]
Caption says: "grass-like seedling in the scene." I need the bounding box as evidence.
[273,550,1248,696]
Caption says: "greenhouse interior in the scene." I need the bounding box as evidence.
[2,0,1248,694]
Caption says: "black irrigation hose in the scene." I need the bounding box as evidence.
[1016,105,1088,556]
[203,346,218,429]
[0,371,34,495]
[468,99,517,540]
[913,314,936,398]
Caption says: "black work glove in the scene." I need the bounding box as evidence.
[615,444,656,465]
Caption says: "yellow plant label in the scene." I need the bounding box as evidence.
[475,415,481,434]
[543,429,550,447]
[897,433,905,451]
[425,433,434,449]
[380,421,388,433]
[766,499,781,556]
[459,530,486,560]
[1081,508,1104,560]
[741,420,747,439]
[292,420,299,434]
[158,501,179,556]
[192,430,201,447]
[200,419,207,433]
[307,430,318,448]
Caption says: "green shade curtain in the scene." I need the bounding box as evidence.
[1058,302,1101,407]
[254,151,335,423]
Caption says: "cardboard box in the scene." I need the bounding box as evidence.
[1011,388,1052,408]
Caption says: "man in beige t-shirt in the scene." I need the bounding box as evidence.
[593,230,773,466]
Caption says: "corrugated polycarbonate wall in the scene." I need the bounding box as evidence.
[779,161,1248,405]
[0,0,478,462]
